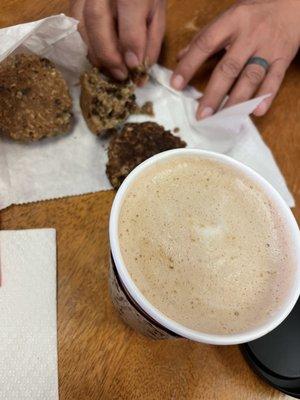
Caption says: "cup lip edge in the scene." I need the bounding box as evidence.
[109,148,300,345]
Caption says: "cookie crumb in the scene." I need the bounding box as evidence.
[130,65,149,87]
[135,101,154,117]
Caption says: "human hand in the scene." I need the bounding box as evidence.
[171,0,300,119]
[70,0,166,80]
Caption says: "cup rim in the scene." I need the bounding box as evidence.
[109,148,300,345]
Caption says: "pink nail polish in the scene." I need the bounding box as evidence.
[125,51,139,69]
[171,74,184,90]
[198,106,214,120]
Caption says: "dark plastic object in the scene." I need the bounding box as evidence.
[241,298,300,399]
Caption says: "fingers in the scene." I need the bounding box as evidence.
[177,45,190,61]
[171,17,234,90]
[253,59,288,116]
[78,0,165,79]
[196,42,254,119]
[84,0,128,80]
[70,0,89,46]
[70,0,99,66]
[117,0,150,69]
[172,0,296,119]
[145,1,166,66]
[70,0,85,19]
[225,60,267,107]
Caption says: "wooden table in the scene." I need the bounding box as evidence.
[1,1,299,399]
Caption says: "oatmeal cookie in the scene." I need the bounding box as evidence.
[0,53,73,141]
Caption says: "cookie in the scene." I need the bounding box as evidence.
[80,68,138,136]
[0,53,73,141]
[130,65,149,87]
[106,122,186,189]
[80,67,154,136]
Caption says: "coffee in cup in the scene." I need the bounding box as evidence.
[109,149,300,344]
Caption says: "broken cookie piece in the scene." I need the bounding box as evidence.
[130,65,149,87]
[0,53,73,142]
[80,68,138,136]
[135,101,154,117]
[106,122,187,189]
[80,68,153,136]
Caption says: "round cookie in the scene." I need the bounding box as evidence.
[106,122,187,189]
[0,53,73,141]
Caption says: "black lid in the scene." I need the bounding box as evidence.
[241,297,300,398]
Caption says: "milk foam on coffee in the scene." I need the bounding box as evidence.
[118,155,294,335]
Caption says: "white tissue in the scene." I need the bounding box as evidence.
[0,14,294,209]
[133,66,295,206]
[0,229,58,400]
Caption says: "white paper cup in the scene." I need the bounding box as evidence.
[109,149,300,344]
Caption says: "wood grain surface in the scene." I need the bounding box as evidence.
[0,1,299,399]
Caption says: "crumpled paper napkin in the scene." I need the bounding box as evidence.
[0,14,294,208]
[0,229,58,400]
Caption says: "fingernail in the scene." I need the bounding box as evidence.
[253,100,267,116]
[125,51,139,69]
[197,106,214,120]
[111,68,128,80]
[171,74,184,90]
[144,56,150,68]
